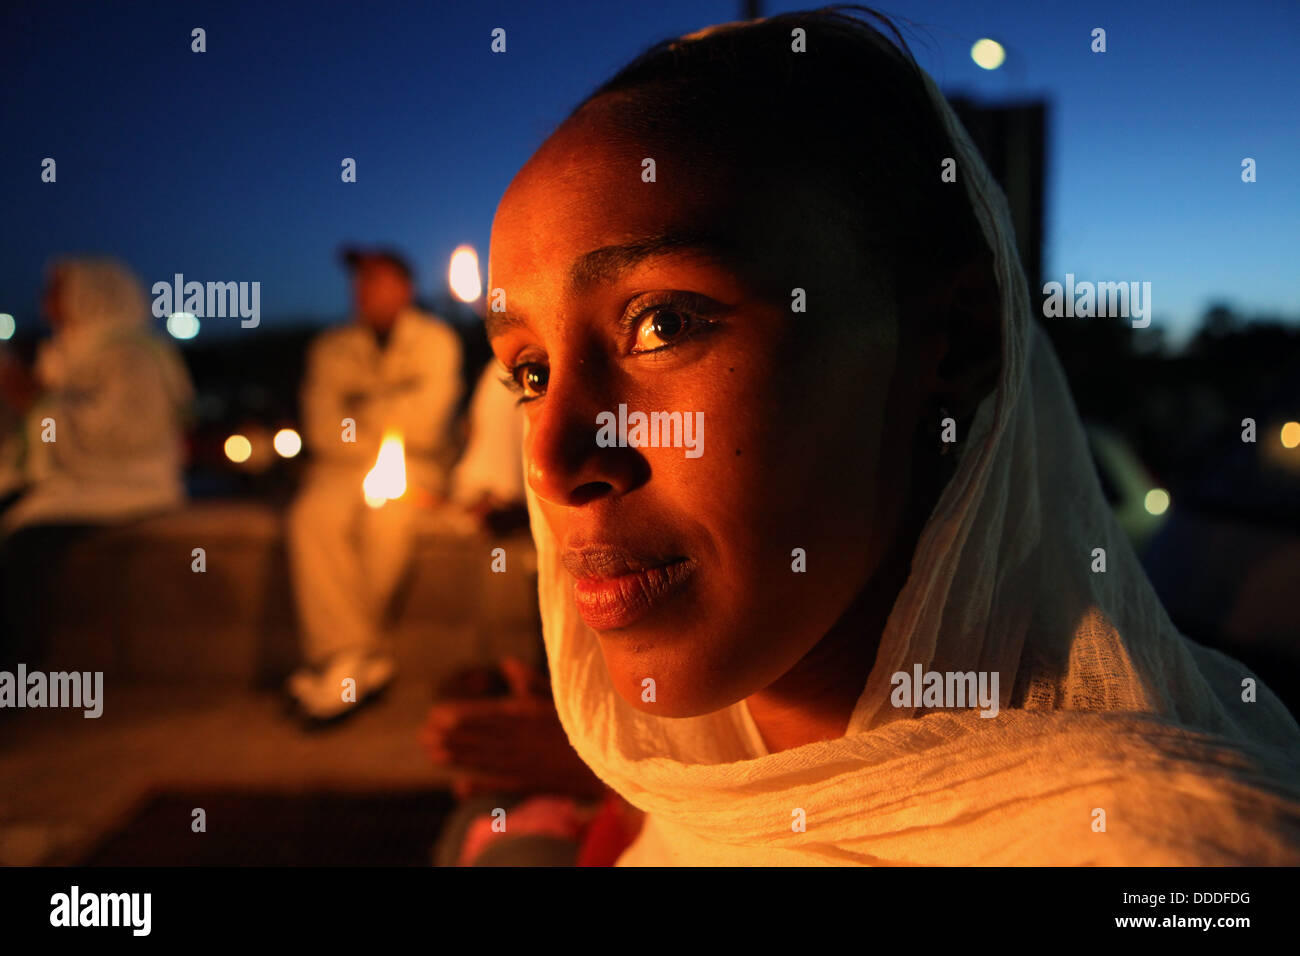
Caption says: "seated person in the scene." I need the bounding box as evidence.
[286,248,462,724]
[1,257,193,666]
[421,656,640,866]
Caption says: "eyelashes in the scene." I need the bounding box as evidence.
[618,290,721,353]
[499,367,544,404]
[499,291,721,404]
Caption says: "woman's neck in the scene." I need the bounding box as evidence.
[744,470,936,753]
[744,557,909,753]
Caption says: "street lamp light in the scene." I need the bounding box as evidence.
[971,38,1006,70]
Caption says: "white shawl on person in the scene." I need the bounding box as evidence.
[5,258,194,533]
[523,63,1300,865]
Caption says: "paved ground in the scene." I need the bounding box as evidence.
[0,501,545,866]
[0,679,453,865]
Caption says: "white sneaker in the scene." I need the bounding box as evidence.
[287,652,395,723]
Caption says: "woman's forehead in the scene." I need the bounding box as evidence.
[497,142,815,275]
[491,144,731,294]
[502,116,725,224]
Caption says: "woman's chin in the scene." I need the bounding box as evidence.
[600,648,748,719]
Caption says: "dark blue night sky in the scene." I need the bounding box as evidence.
[3,0,1297,343]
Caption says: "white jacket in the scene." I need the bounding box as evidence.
[300,307,462,487]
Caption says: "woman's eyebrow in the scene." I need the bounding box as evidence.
[485,232,744,342]
[568,232,742,292]
[484,309,528,341]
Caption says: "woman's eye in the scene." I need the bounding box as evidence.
[514,363,548,400]
[632,307,692,353]
[500,362,548,402]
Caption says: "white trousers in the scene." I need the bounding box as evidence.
[287,463,425,666]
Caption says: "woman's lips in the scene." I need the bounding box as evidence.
[562,548,694,631]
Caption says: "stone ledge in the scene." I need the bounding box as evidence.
[38,502,542,686]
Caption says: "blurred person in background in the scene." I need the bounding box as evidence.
[420,654,638,866]
[0,257,194,665]
[285,247,462,725]
[447,355,527,536]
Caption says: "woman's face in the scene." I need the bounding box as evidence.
[488,98,934,718]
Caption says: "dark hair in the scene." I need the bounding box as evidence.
[340,247,415,283]
[569,6,988,304]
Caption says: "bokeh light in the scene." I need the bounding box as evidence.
[971,38,1006,70]
[273,428,303,458]
[224,434,252,464]
[166,311,200,339]
[1144,488,1171,515]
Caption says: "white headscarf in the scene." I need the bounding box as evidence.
[524,48,1300,865]
[50,257,149,330]
[36,258,181,393]
[5,258,193,531]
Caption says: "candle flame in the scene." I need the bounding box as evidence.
[363,431,407,508]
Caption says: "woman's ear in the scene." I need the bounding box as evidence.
[910,251,1002,422]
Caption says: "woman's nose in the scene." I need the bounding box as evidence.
[525,375,648,507]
